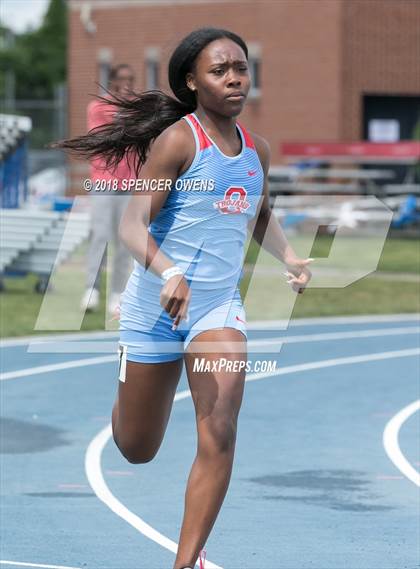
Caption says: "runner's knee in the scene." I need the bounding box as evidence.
[198,414,238,455]
[116,438,159,464]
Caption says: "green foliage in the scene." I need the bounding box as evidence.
[0,0,67,100]
[1,238,419,338]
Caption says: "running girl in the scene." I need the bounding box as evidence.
[55,27,312,569]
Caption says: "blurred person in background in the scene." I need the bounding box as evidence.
[81,63,136,314]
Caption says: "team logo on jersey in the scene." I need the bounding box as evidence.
[213,186,250,215]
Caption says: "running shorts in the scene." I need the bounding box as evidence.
[118,274,247,366]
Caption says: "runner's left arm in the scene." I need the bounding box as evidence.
[249,134,298,264]
[249,134,313,293]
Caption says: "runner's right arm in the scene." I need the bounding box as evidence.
[118,120,195,326]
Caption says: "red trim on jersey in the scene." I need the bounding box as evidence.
[187,114,212,150]
[237,122,255,149]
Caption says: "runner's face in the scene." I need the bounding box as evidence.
[188,38,250,117]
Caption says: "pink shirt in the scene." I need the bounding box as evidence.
[87,98,136,184]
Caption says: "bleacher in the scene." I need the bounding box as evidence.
[0,114,31,208]
[0,120,418,295]
[269,142,420,232]
[0,208,90,293]
[0,113,91,292]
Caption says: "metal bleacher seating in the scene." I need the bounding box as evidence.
[0,114,31,208]
[0,113,91,292]
[0,208,90,293]
[267,164,420,232]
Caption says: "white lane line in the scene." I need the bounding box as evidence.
[0,356,117,381]
[21,325,420,354]
[2,327,419,380]
[85,390,225,568]
[248,326,420,347]
[0,331,118,348]
[0,561,81,569]
[247,313,420,329]
[1,313,418,347]
[9,345,416,384]
[383,400,420,487]
[245,348,420,382]
[85,347,420,569]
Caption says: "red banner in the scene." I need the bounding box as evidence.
[281,141,420,159]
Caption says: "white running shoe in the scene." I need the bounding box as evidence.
[199,549,206,569]
[80,288,100,312]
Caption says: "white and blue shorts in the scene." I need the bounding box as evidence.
[118,275,247,366]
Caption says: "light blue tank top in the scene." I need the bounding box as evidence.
[132,112,264,291]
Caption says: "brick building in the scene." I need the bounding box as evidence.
[67,0,420,194]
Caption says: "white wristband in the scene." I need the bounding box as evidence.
[161,266,184,283]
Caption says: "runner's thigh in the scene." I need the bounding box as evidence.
[116,358,184,452]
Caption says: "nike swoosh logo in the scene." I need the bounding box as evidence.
[248,170,257,176]
[236,315,246,324]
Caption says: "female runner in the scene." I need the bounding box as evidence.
[56,27,312,569]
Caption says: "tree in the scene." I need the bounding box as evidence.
[0,0,67,101]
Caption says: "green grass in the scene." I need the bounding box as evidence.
[239,273,420,321]
[1,237,419,338]
[239,235,419,320]
[0,272,114,338]
[245,236,420,274]
[373,237,420,273]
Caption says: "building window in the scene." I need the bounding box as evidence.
[97,47,113,95]
[145,47,160,90]
[248,43,261,100]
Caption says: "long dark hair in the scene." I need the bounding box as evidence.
[52,27,248,175]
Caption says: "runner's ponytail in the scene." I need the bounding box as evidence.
[52,27,248,176]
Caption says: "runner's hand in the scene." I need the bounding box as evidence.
[283,257,314,294]
[160,275,191,330]
[109,304,121,321]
